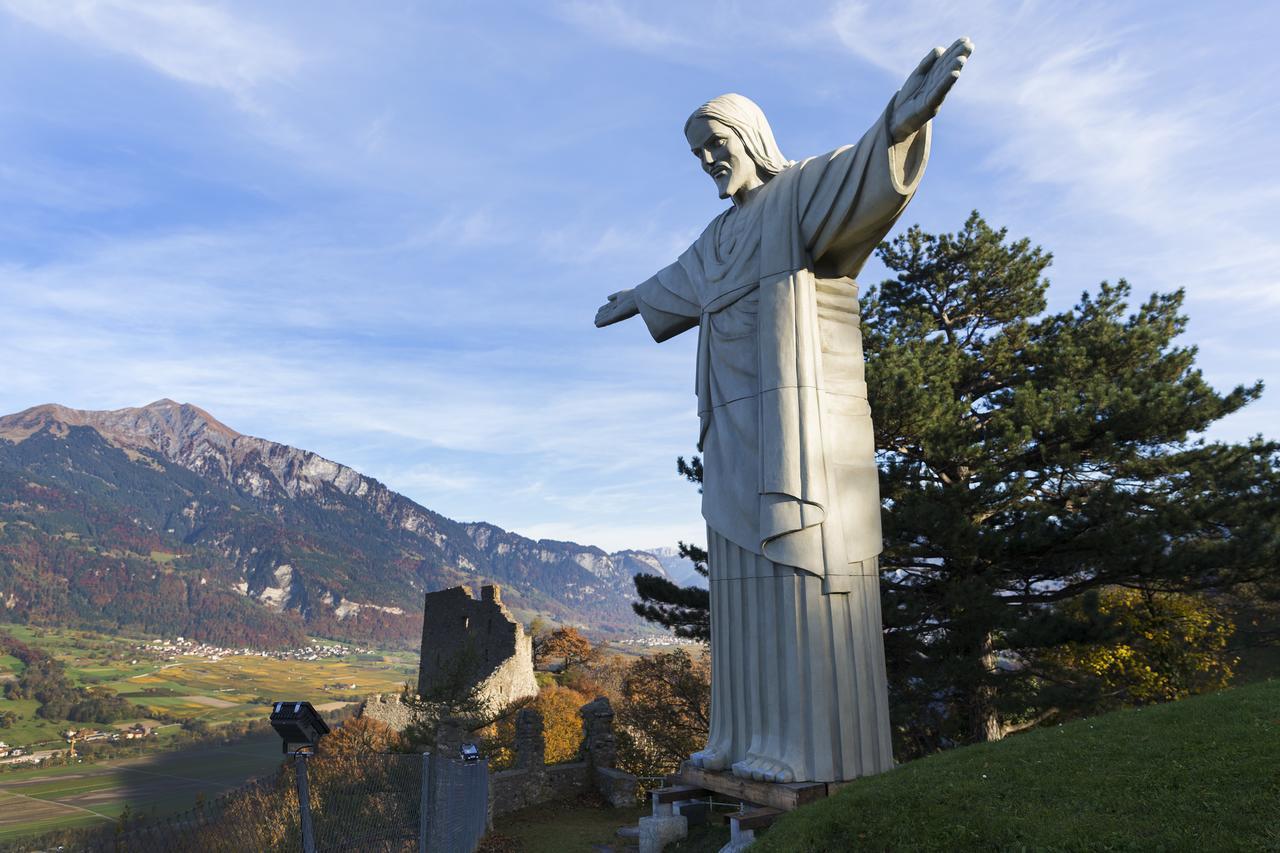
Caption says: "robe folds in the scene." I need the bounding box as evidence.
[635,103,930,585]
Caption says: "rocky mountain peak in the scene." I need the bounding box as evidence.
[0,399,241,452]
[0,401,370,501]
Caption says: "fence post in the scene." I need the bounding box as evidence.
[296,752,316,853]
[419,751,431,853]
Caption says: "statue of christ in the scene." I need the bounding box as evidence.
[596,38,973,783]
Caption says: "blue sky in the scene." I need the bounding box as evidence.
[0,1,1275,552]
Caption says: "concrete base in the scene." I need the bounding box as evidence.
[718,823,756,853]
[638,812,688,853]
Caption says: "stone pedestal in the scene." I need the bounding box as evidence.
[638,802,688,853]
[719,822,756,853]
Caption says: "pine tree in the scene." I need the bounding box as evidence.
[866,212,1279,752]
[631,456,710,641]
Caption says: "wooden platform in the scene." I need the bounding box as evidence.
[672,762,838,812]
[728,807,782,831]
[651,784,709,804]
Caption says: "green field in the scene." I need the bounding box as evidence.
[0,625,418,751]
[0,735,284,843]
[0,625,422,842]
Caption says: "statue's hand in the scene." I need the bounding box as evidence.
[890,37,973,143]
[595,289,640,327]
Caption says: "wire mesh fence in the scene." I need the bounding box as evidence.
[298,751,426,852]
[422,754,489,853]
[13,751,490,853]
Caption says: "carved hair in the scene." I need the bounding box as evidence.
[685,93,793,177]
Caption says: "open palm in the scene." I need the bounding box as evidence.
[891,37,973,143]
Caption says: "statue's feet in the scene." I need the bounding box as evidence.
[689,746,730,771]
[731,753,795,784]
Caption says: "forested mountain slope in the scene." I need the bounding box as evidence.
[0,400,670,647]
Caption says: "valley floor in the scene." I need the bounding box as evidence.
[0,734,283,843]
[0,624,417,753]
[0,623,420,842]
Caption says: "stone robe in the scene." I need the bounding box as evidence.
[634,104,930,782]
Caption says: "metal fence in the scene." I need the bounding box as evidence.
[422,754,489,853]
[14,751,489,853]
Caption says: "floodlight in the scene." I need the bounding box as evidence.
[269,701,331,754]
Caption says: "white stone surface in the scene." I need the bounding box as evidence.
[638,813,688,853]
[719,821,756,853]
[596,39,971,784]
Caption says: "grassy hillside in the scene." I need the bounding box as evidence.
[757,680,1280,852]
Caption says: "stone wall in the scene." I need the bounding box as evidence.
[418,584,538,711]
[489,697,638,817]
[359,693,415,731]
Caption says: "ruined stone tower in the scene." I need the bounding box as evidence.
[417,584,538,711]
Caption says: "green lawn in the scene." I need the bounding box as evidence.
[756,679,1280,852]
[490,797,647,852]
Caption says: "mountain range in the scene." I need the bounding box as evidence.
[0,400,689,648]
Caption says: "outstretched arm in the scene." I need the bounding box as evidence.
[890,37,973,143]
[594,289,639,327]
[598,265,700,342]
[799,38,972,277]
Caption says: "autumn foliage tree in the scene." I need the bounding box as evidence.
[533,626,596,671]
[615,648,710,777]
[483,683,587,769]
[533,684,589,763]
[1038,588,1236,711]
[318,715,406,757]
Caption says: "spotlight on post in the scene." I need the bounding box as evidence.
[269,701,330,853]
[269,701,331,754]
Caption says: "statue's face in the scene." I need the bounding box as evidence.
[686,116,763,202]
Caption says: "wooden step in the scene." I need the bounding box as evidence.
[650,784,710,804]
[729,807,782,832]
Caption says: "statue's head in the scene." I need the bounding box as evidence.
[685,94,790,203]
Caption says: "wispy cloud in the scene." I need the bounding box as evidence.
[553,0,691,51]
[0,0,303,109]
[828,0,1280,305]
